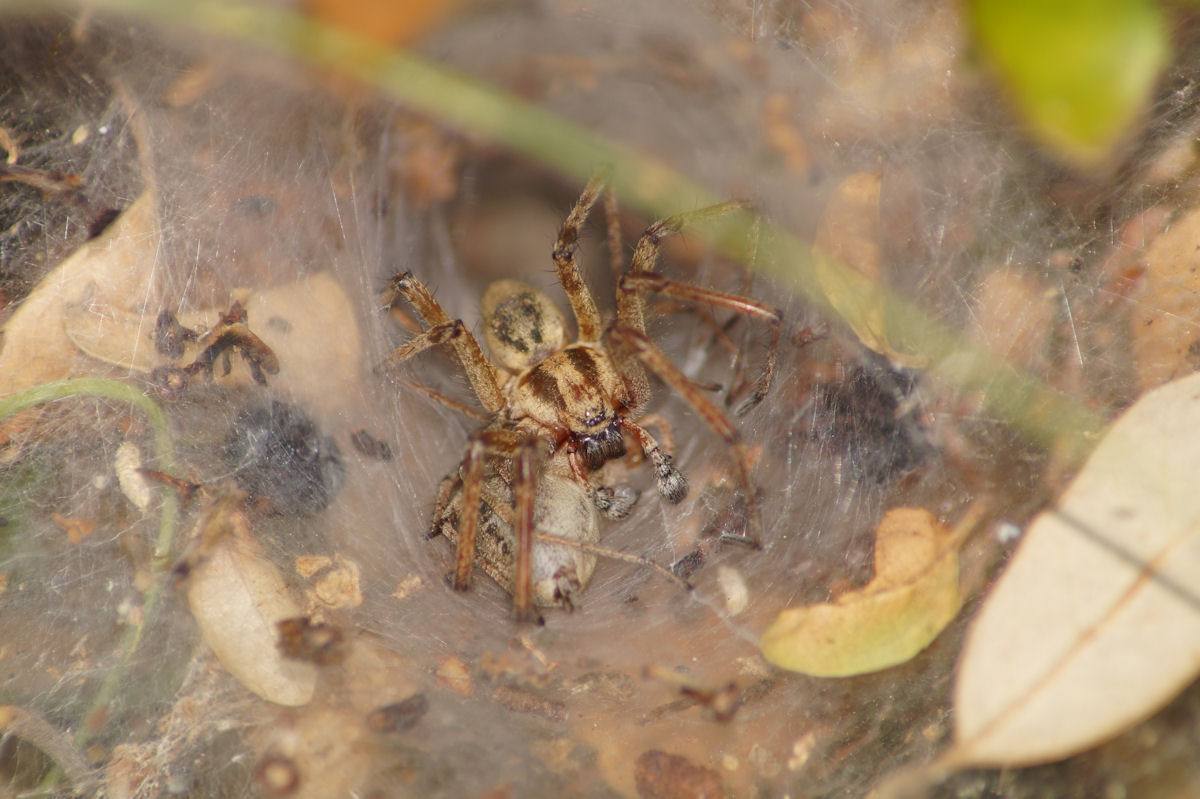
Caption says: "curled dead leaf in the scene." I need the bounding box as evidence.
[761,507,962,677]
[0,191,159,439]
[954,368,1200,766]
[185,499,317,706]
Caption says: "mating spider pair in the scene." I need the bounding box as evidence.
[383,173,782,622]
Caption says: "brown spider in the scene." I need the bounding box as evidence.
[383,173,782,621]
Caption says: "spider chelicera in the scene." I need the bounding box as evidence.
[383,173,782,622]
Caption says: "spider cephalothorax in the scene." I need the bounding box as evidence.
[383,172,782,621]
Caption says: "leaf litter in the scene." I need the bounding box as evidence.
[0,189,160,442]
[7,3,1200,791]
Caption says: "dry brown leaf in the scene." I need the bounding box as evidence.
[813,172,925,367]
[306,554,363,611]
[49,512,96,544]
[185,501,317,706]
[954,369,1200,766]
[0,191,159,435]
[760,508,962,677]
[1129,201,1200,390]
[969,267,1055,372]
[436,655,474,697]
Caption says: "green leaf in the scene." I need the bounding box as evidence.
[968,0,1169,167]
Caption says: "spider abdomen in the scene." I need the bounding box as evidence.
[435,469,599,609]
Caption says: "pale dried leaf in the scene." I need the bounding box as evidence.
[186,503,317,707]
[761,508,961,677]
[0,191,159,403]
[954,369,1200,766]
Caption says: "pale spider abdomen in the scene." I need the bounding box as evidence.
[435,467,599,609]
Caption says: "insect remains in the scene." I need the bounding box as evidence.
[150,301,280,398]
[383,172,782,621]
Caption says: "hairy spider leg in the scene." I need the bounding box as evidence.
[401,379,490,423]
[605,324,762,546]
[602,176,624,291]
[618,271,782,416]
[620,418,688,504]
[634,412,676,458]
[382,271,504,415]
[617,200,750,334]
[552,171,608,342]
[455,434,487,595]
[511,439,540,622]
[449,426,529,595]
[616,201,783,414]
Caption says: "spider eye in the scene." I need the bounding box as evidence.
[576,423,626,470]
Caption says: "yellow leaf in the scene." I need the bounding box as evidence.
[761,508,962,677]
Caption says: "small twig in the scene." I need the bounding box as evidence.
[0,163,84,196]
[0,705,97,792]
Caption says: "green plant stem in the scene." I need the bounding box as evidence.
[65,0,1102,453]
[0,378,179,751]
[3,0,1108,454]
